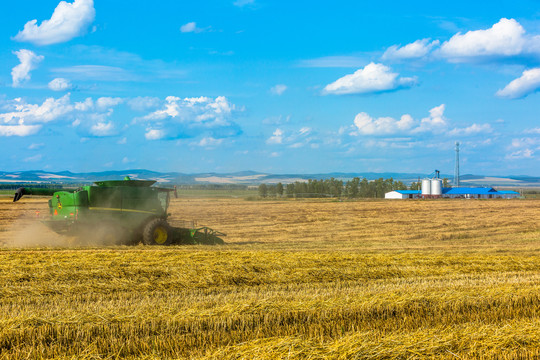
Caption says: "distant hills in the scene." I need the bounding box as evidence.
[0,170,539,188]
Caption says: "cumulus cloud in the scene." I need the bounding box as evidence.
[270,84,287,95]
[413,104,448,133]
[353,113,415,135]
[266,128,284,144]
[142,96,236,125]
[145,129,165,140]
[506,137,539,159]
[96,97,123,110]
[382,39,440,60]
[11,50,44,87]
[13,0,96,45]
[351,104,456,136]
[138,95,241,140]
[381,18,540,65]
[0,94,124,137]
[48,77,72,91]
[437,18,539,61]
[448,123,493,136]
[90,121,115,136]
[0,94,73,124]
[197,137,223,148]
[323,63,416,95]
[496,68,540,99]
[0,124,42,137]
[180,22,206,33]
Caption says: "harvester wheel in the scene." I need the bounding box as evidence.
[143,219,171,245]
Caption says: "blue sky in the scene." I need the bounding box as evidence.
[1,0,539,175]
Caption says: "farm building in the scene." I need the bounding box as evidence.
[385,187,519,199]
[443,187,520,199]
[385,190,422,199]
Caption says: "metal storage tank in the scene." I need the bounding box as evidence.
[421,179,431,196]
[431,179,442,196]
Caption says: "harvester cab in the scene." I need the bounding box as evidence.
[13,177,226,246]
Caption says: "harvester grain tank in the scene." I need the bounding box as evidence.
[13,177,225,245]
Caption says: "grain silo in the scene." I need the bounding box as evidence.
[431,179,442,197]
[421,179,431,197]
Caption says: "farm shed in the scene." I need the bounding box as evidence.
[385,187,520,199]
[442,187,520,199]
[385,190,421,199]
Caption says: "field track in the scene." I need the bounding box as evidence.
[1,197,540,359]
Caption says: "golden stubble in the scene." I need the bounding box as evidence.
[0,197,539,359]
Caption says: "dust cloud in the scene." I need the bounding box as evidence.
[2,215,135,248]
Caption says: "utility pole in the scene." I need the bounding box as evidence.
[454,141,460,187]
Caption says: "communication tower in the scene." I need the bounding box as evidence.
[454,141,460,187]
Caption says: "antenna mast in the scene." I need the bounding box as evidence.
[454,141,460,187]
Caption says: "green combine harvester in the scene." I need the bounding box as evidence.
[12,177,225,245]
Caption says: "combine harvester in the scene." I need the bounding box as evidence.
[12,177,225,245]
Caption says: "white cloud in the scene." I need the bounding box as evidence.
[180,22,197,33]
[96,97,123,110]
[142,96,236,127]
[448,123,493,136]
[28,143,45,149]
[437,18,538,61]
[353,113,415,135]
[351,104,451,136]
[323,63,416,95]
[526,128,540,134]
[13,0,95,45]
[0,125,42,137]
[74,97,93,111]
[270,84,287,95]
[414,104,447,133]
[145,129,165,140]
[496,68,540,99]
[180,22,206,33]
[267,128,284,144]
[48,78,72,91]
[506,149,534,159]
[90,122,115,136]
[0,94,123,137]
[11,50,44,87]
[0,94,73,124]
[382,39,439,60]
[198,137,223,147]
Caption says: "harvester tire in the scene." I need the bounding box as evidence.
[143,219,171,245]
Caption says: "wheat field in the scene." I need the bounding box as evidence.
[0,197,539,359]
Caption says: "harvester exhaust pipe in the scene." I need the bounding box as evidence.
[13,187,25,202]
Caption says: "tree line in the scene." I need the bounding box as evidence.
[258,177,411,199]
[259,177,450,198]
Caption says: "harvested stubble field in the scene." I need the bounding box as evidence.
[1,197,540,359]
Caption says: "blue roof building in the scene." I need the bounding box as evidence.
[385,187,519,199]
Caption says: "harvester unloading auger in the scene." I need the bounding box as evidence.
[12,177,225,245]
